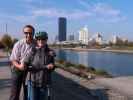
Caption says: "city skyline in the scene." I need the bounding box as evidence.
[0,0,133,43]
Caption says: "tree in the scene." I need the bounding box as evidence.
[1,34,13,51]
[12,38,18,48]
[0,41,4,49]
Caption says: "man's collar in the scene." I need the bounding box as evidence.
[24,39,35,45]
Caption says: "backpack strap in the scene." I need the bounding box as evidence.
[28,47,37,85]
[29,47,37,64]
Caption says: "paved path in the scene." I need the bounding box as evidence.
[94,77,133,99]
[0,66,11,100]
[0,51,133,100]
[0,57,97,100]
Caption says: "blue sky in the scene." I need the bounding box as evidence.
[0,0,133,42]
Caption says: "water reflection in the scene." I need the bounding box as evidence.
[56,49,67,61]
[55,49,133,76]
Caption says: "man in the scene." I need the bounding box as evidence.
[9,25,35,100]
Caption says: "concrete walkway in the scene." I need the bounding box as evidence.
[0,66,11,100]
[94,77,133,99]
[56,68,129,100]
[0,50,133,100]
[0,57,96,100]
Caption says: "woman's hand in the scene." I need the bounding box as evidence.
[46,63,54,70]
[49,50,56,57]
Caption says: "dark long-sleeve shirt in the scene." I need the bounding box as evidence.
[23,46,55,87]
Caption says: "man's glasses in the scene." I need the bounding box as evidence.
[24,32,33,35]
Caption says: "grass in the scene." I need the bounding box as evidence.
[56,59,112,78]
[75,64,86,69]
[64,61,75,67]
[94,69,111,77]
[57,59,65,64]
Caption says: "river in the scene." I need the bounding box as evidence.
[55,49,133,76]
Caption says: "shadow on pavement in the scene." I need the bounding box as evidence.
[0,79,11,89]
[52,72,109,100]
[0,71,109,100]
[0,61,10,67]
[0,56,10,67]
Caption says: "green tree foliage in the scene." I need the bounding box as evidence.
[1,34,13,50]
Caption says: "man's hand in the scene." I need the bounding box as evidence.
[46,63,54,70]
[12,61,25,71]
[18,63,25,71]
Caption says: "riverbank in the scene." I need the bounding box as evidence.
[0,50,132,99]
[56,68,130,100]
[55,60,133,99]
[0,56,96,100]
[55,60,112,79]
[53,47,133,54]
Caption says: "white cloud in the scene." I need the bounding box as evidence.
[98,16,126,23]
[78,0,91,9]
[22,0,35,3]
[12,15,36,23]
[93,3,120,16]
[92,3,126,23]
[14,0,126,23]
[77,0,126,23]
[32,8,92,20]
[67,10,91,19]
[0,0,126,25]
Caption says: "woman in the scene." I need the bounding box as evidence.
[21,31,55,100]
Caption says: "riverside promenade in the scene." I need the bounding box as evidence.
[0,50,133,100]
[0,50,96,100]
[57,47,133,54]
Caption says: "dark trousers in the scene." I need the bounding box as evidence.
[32,87,46,100]
[9,70,27,100]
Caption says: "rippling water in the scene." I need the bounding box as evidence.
[55,49,133,76]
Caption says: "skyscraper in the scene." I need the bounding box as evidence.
[79,26,89,44]
[58,17,67,41]
[68,34,74,41]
